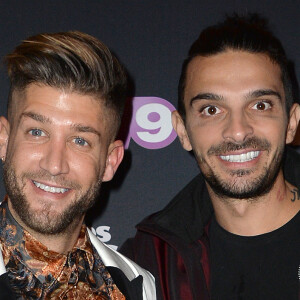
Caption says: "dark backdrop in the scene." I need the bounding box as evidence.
[0,0,299,249]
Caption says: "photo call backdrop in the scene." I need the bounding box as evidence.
[0,0,299,249]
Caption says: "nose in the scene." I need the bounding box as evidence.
[39,139,70,176]
[222,111,254,143]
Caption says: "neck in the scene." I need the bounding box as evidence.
[28,218,84,254]
[208,171,300,236]
[7,201,84,254]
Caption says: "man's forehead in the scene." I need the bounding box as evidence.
[184,50,283,98]
[12,84,103,112]
[187,50,280,74]
[11,84,105,124]
[12,84,118,141]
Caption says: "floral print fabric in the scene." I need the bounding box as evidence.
[0,201,125,299]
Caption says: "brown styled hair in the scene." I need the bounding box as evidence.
[5,31,127,136]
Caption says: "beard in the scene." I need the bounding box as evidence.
[3,163,102,235]
[196,137,284,200]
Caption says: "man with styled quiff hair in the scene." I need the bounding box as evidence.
[0,31,155,299]
[6,31,126,135]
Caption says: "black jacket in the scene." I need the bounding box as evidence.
[121,146,300,300]
[0,273,17,300]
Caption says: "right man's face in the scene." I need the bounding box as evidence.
[172,50,300,199]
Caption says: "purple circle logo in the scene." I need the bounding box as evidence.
[124,97,177,149]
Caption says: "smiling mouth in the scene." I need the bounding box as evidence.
[33,181,69,194]
[220,151,260,163]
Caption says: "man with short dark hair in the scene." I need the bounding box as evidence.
[121,15,300,299]
[0,31,155,299]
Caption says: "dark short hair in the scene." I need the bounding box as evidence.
[5,31,127,136]
[178,14,293,121]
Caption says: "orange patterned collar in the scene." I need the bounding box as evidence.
[21,224,94,283]
[0,201,125,299]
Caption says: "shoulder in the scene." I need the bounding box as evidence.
[87,228,156,300]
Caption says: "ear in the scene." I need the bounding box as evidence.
[286,103,300,144]
[171,110,192,151]
[0,116,10,161]
[102,140,124,182]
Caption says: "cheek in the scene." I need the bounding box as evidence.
[9,144,44,168]
[186,121,223,153]
[254,119,287,144]
[68,153,103,183]
[6,142,37,171]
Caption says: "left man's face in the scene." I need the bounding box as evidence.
[173,50,300,199]
[0,84,123,234]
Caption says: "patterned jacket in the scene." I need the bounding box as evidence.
[0,228,156,300]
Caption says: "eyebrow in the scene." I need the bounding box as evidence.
[20,112,101,138]
[21,112,52,123]
[189,89,282,107]
[70,124,101,138]
[189,93,225,106]
[246,89,282,101]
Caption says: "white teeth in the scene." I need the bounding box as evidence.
[33,181,69,193]
[220,151,260,163]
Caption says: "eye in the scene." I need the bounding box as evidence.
[73,137,88,147]
[29,129,46,137]
[252,101,272,111]
[201,105,221,116]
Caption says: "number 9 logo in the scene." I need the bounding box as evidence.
[125,97,177,149]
